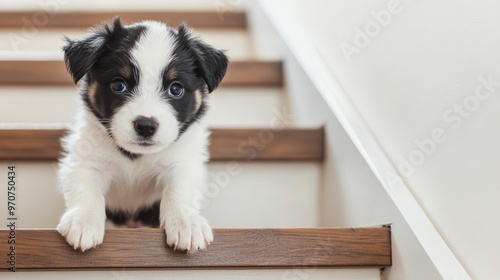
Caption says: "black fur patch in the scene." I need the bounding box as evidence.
[72,19,145,126]
[165,23,228,137]
[174,24,228,93]
[117,146,141,160]
[106,201,160,227]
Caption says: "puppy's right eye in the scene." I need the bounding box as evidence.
[168,82,184,98]
[111,78,128,93]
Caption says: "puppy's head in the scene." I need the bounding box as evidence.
[63,18,228,155]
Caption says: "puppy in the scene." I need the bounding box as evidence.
[57,18,228,253]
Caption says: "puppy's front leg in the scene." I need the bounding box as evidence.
[160,162,213,254]
[57,167,108,252]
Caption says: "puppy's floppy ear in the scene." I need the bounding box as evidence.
[178,23,228,93]
[63,17,124,83]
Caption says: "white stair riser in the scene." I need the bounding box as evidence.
[0,87,283,127]
[0,0,245,11]
[0,29,253,59]
[0,268,381,280]
[203,162,320,228]
[0,162,320,228]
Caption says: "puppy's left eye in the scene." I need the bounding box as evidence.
[168,82,184,98]
[111,78,128,94]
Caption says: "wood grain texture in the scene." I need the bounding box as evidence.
[210,128,324,161]
[224,60,283,87]
[0,228,391,270]
[0,60,282,87]
[0,128,323,161]
[0,129,65,161]
[0,11,246,29]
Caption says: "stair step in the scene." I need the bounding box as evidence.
[0,127,324,161]
[0,227,391,270]
[0,59,282,87]
[0,10,246,29]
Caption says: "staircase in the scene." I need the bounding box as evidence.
[0,2,391,279]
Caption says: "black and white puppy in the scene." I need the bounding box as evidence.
[57,18,228,253]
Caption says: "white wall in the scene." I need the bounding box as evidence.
[263,0,500,279]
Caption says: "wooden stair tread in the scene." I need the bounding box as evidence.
[0,10,246,29]
[0,60,283,87]
[0,127,324,161]
[0,227,391,270]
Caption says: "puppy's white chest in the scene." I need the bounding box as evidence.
[104,159,166,212]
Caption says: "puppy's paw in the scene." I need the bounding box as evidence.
[162,212,213,254]
[57,207,105,252]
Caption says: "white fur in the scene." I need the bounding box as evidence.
[57,22,213,253]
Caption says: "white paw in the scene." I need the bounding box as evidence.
[161,211,213,254]
[57,207,105,252]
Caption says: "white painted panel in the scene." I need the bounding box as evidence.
[200,30,255,60]
[0,0,244,11]
[0,87,79,124]
[205,162,320,228]
[0,29,252,59]
[0,162,319,228]
[0,163,62,229]
[2,268,380,280]
[0,87,282,127]
[207,87,284,128]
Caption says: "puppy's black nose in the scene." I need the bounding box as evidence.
[133,116,158,138]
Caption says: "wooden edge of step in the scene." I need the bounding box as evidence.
[0,60,283,87]
[0,10,247,29]
[0,127,324,162]
[0,227,391,270]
